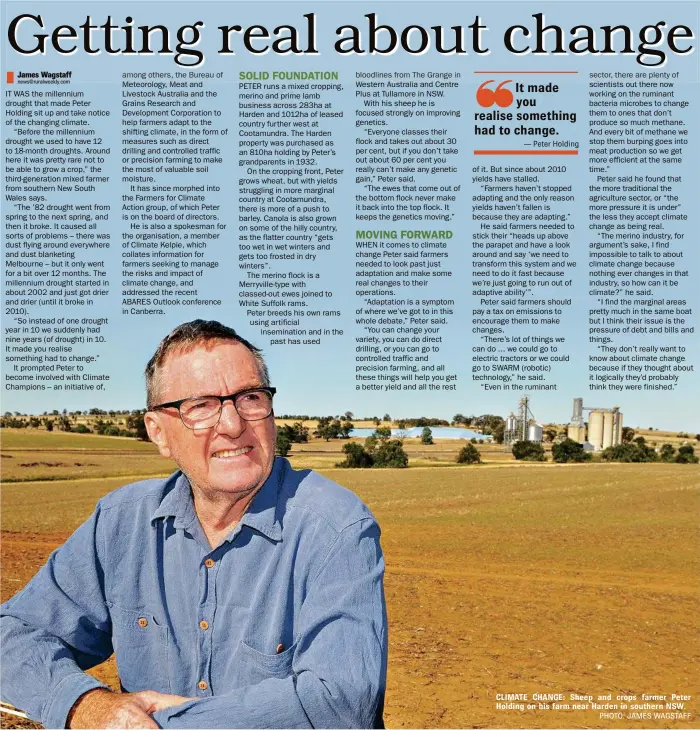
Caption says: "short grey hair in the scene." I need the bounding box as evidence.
[145,320,270,408]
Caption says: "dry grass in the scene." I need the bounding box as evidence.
[1,431,698,728]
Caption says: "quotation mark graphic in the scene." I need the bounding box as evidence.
[476,80,513,108]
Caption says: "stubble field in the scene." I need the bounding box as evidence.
[1,429,698,728]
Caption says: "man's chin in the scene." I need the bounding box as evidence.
[207,458,267,493]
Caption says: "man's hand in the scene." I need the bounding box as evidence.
[130,690,197,714]
[67,688,196,728]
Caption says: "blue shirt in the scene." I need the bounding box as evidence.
[0,458,387,729]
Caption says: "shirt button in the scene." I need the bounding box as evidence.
[276,643,285,654]
[137,617,148,628]
[198,680,208,691]
[204,558,215,568]
[199,620,209,630]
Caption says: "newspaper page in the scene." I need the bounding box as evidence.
[1,0,698,727]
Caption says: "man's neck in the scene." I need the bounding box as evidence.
[191,484,260,549]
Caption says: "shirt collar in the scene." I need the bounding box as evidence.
[150,458,284,542]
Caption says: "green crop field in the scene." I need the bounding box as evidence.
[1,429,698,728]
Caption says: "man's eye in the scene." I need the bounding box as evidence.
[188,400,213,411]
[240,392,262,402]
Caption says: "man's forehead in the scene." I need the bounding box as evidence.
[158,339,262,384]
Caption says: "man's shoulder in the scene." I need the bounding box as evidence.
[278,459,377,534]
[97,472,179,514]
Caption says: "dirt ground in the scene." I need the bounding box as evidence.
[1,461,698,729]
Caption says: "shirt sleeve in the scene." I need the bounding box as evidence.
[0,505,113,728]
[152,517,388,729]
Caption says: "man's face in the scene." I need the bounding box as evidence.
[145,340,276,500]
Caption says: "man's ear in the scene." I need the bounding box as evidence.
[145,411,172,458]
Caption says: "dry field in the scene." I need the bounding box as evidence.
[1,429,698,728]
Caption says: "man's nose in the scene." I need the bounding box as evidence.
[215,399,246,437]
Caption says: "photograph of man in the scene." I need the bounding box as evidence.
[1,319,388,729]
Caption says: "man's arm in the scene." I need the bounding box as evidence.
[152,517,388,729]
[0,505,117,728]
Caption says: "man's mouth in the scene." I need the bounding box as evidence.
[211,446,254,459]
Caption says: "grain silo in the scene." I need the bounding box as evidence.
[602,411,615,449]
[568,424,586,442]
[588,410,605,451]
[527,423,543,442]
[614,410,623,445]
[504,397,542,447]
[567,399,624,451]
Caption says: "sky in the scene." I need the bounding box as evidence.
[2,1,698,432]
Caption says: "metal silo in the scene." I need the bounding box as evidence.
[528,423,543,442]
[588,410,604,451]
[602,411,615,449]
[613,410,623,446]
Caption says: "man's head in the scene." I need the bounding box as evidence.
[144,320,276,500]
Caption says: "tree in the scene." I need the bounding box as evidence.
[634,435,647,447]
[491,421,505,445]
[57,415,72,432]
[336,443,374,468]
[44,419,54,432]
[512,440,546,461]
[397,420,406,431]
[456,444,481,464]
[339,420,354,439]
[601,443,657,463]
[472,414,505,435]
[383,414,391,423]
[659,444,676,462]
[314,417,341,441]
[277,422,309,444]
[373,427,392,440]
[373,417,381,427]
[621,426,635,443]
[373,439,408,468]
[276,426,292,457]
[74,424,92,434]
[421,427,433,445]
[364,435,378,453]
[343,411,354,420]
[126,411,149,441]
[676,444,699,464]
[552,439,591,463]
[452,414,466,425]
[291,422,309,442]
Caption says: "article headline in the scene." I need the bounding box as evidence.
[6,12,696,68]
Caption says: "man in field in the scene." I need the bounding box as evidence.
[1,320,387,729]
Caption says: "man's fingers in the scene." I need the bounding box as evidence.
[132,690,197,713]
[67,689,159,729]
